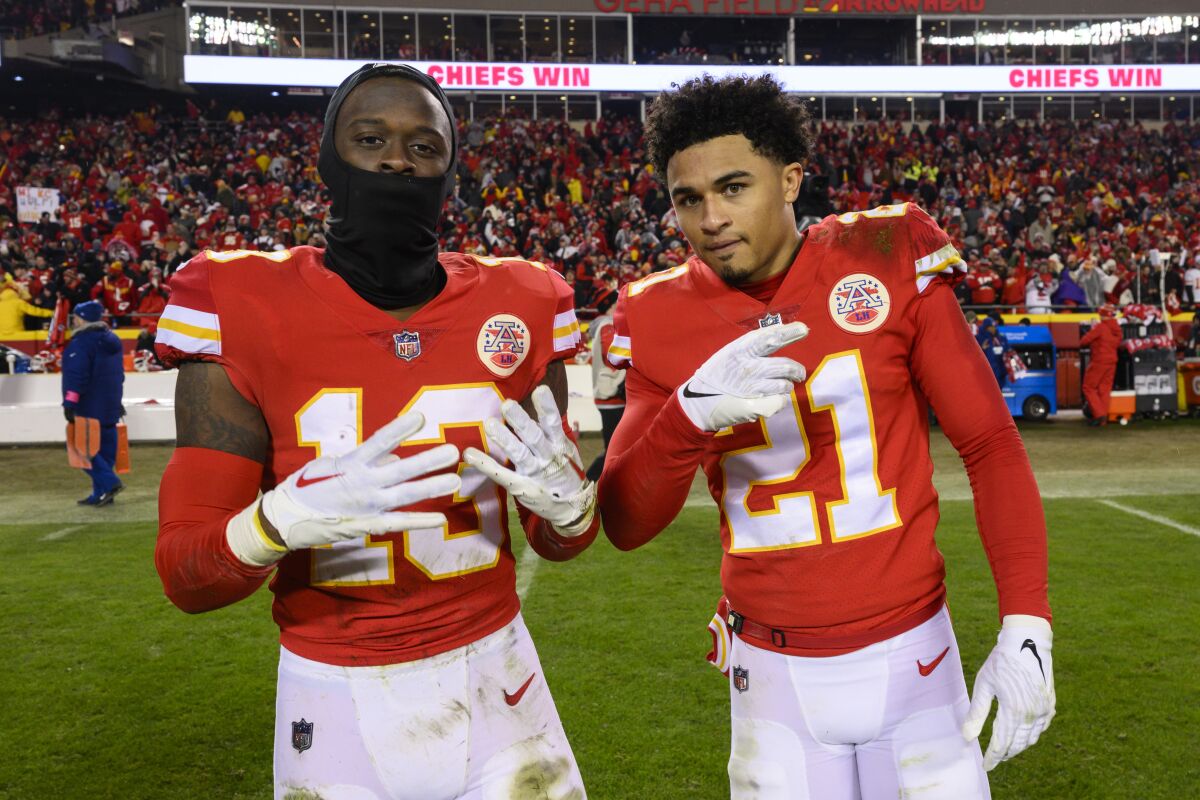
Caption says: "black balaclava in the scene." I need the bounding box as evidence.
[319,63,458,310]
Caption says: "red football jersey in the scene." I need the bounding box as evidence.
[602,203,1049,654]
[155,246,581,666]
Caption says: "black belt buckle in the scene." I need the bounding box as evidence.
[726,610,745,635]
[771,629,787,648]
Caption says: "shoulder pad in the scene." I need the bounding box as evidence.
[626,263,690,298]
[200,248,295,266]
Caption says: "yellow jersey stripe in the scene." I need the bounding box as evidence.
[158,317,221,341]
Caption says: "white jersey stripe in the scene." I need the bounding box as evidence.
[156,325,222,357]
[160,304,221,332]
[913,243,966,294]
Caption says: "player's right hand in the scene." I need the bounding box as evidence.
[677,322,809,432]
[261,411,462,551]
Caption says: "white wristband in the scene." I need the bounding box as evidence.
[225,500,288,567]
[1001,613,1053,640]
[549,481,597,538]
[552,505,595,538]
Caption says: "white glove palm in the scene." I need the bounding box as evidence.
[262,412,462,550]
[962,615,1056,771]
[677,322,809,432]
[463,385,596,536]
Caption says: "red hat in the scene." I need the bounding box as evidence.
[1098,304,1117,319]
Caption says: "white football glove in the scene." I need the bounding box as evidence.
[677,322,809,432]
[463,385,596,536]
[226,412,462,566]
[962,614,1056,771]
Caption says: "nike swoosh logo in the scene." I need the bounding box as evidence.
[682,384,719,399]
[504,673,536,706]
[917,646,951,677]
[296,471,340,489]
[1021,639,1046,680]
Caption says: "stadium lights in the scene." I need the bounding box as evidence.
[13,75,22,81]
[926,14,1199,49]
[270,90,280,97]
[189,13,276,47]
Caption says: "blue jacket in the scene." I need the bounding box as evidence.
[976,326,1009,386]
[62,323,125,425]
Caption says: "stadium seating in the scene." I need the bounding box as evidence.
[1,108,1197,339]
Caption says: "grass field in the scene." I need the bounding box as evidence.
[1,418,1198,799]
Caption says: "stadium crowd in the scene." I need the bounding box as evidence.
[0,0,172,39]
[2,105,1199,341]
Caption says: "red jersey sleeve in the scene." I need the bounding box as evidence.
[910,283,1051,624]
[548,269,582,360]
[154,251,224,368]
[604,286,632,370]
[906,203,967,295]
[153,250,258,404]
[598,365,712,550]
[156,447,275,613]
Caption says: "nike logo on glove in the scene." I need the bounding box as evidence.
[1021,639,1046,680]
[682,384,719,399]
[917,646,951,677]
[504,673,536,706]
[296,470,341,489]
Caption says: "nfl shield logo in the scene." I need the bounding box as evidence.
[759,312,782,328]
[393,330,421,361]
[291,719,313,753]
[732,666,750,693]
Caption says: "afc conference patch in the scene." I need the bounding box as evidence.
[477,313,530,377]
[393,330,421,361]
[732,666,750,693]
[291,718,313,753]
[828,272,891,334]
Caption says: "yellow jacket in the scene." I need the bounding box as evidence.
[0,286,53,337]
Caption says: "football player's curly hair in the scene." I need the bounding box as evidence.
[644,74,814,183]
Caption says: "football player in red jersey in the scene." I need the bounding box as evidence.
[154,64,596,799]
[598,75,1054,799]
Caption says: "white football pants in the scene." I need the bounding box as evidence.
[727,606,990,800]
[273,613,585,800]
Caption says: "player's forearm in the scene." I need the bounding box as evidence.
[911,285,1050,622]
[957,422,1051,623]
[598,394,711,551]
[155,447,275,613]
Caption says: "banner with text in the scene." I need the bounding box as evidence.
[15,187,61,225]
[184,56,1200,95]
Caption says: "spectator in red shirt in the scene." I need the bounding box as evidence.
[91,261,135,326]
[1080,305,1123,426]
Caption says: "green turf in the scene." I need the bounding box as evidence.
[1,419,1198,798]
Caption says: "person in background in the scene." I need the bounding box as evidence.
[585,287,626,482]
[62,300,125,506]
[1184,252,1200,310]
[1025,270,1056,314]
[976,316,1009,388]
[92,261,135,326]
[0,273,54,336]
[1080,304,1122,427]
[1073,257,1107,311]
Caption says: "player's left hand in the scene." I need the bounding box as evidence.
[962,614,1056,771]
[463,385,596,536]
